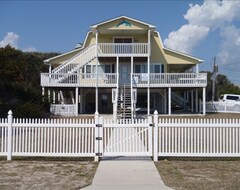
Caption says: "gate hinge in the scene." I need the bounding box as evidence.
[96,124,103,127]
[95,153,102,156]
[96,137,103,140]
[149,123,154,127]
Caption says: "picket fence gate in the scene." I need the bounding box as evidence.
[0,110,240,161]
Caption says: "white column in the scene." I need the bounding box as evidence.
[95,30,99,113]
[53,91,56,104]
[48,89,51,102]
[116,56,119,87]
[203,87,206,115]
[196,64,199,73]
[80,89,83,114]
[147,29,151,116]
[131,56,134,119]
[168,87,171,115]
[42,87,45,101]
[75,87,79,116]
[195,88,199,112]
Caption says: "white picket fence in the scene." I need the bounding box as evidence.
[1,110,240,161]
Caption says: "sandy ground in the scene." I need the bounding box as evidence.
[156,159,240,190]
[0,159,98,190]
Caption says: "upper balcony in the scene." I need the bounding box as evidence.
[41,73,207,88]
[98,43,149,57]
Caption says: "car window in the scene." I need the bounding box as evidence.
[226,96,239,100]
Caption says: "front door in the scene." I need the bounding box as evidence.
[120,65,130,84]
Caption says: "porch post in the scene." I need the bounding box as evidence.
[80,89,83,114]
[195,88,199,112]
[147,29,151,116]
[75,87,79,116]
[203,87,206,115]
[53,91,56,104]
[116,56,119,86]
[95,30,99,113]
[168,87,171,115]
[42,87,45,101]
[131,56,134,119]
[196,64,199,74]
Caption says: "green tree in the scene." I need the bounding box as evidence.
[0,45,59,117]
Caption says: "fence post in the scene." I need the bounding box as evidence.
[7,110,13,161]
[94,111,99,162]
[153,110,159,162]
[148,115,153,157]
[94,111,103,162]
[98,116,103,159]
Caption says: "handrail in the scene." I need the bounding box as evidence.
[52,44,96,74]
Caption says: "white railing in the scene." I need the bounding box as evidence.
[203,101,240,113]
[98,43,149,56]
[132,73,207,87]
[41,73,117,87]
[50,104,76,116]
[52,44,96,74]
[1,111,240,161]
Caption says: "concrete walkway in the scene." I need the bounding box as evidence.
[82,158,173,190]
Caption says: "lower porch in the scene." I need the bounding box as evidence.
[44,87,206,117]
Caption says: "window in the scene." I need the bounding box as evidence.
[135,65,141,73]
[86,65,91,73]
[135,64,147,73]
[226,96,239,100]
[105,65,111,73]
[150,64,164,73]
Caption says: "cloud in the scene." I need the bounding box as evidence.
[217,25,240,67]
[164,24,209,54]
[164,0,240,57]
[23,46,37,52]
[0,32,19,48]
[0,32,36,52]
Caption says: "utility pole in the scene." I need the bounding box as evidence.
[211,57,218,101]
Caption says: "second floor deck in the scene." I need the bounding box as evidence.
[41,72,207,88]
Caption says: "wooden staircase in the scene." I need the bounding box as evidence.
[117,85,132,119]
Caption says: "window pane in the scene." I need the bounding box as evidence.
[135,65,141,73]
[155,65,160,73]
[105,65,111,73]
[86,65,91,73]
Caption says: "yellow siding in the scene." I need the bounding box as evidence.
[164,49,199,64]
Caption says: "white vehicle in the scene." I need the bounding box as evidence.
[218,94,240,111]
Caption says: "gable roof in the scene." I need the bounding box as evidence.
[163,47,203,63]
[91,15,156,30]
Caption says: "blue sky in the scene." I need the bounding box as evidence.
[1,0,240,84]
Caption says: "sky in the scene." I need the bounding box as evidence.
[1,0,240,84]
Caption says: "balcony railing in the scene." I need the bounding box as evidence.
[132,73,207,87]
[41,73,207,87]
[98,43,149,57]
[41,73,118,87]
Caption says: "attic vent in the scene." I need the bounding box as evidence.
[116,20,132,27]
